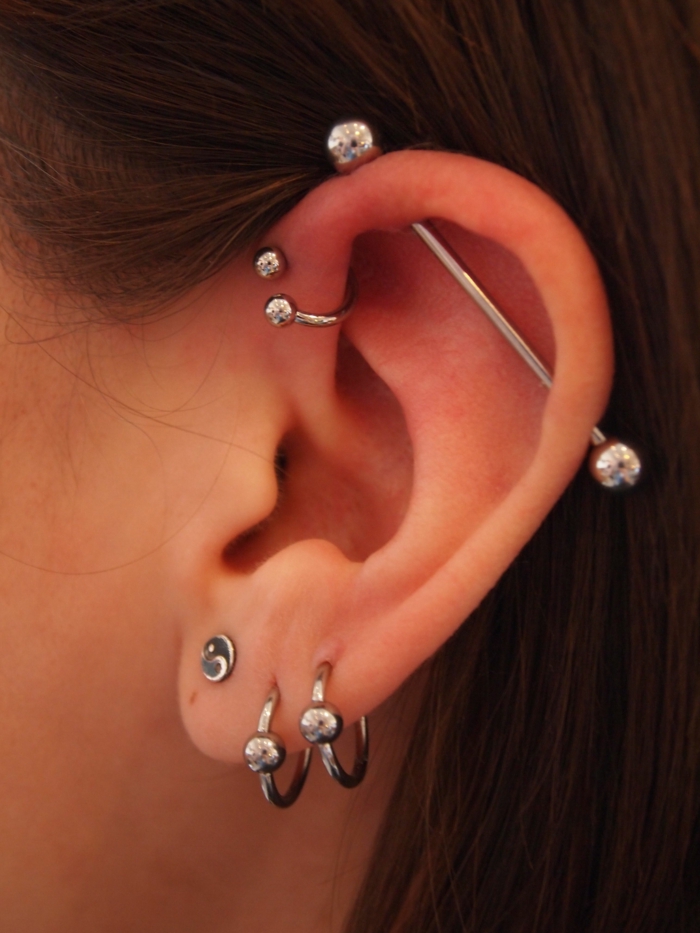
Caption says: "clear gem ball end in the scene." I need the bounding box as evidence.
[300,705,342,744]
[265,296,295,327]
[244,734,285,773]
[327,121,375,167]
[254,250,282,278]
[590,440,642,489]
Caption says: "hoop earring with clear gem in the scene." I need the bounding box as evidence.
[243,685,312,808]
[299,663,368,789]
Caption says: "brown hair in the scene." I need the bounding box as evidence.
[1,1,699,929]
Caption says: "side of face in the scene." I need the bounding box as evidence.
[0,150,613,920]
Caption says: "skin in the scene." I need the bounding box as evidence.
[0,152,612,931]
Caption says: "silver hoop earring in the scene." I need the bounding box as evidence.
[299,662,368,789]
[200,634,236,682]
[264,271,357,329]
[243,685,312,808]
[325,119,643,492]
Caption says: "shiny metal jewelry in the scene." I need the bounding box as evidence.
[299,662,369,789]
[253,246,287,280]
[243,685,312,808]
[327,120,382,173]
[200,634,236,683]
[264,271,357,328]
[326,119,643,492]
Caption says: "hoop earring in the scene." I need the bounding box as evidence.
[299,663,369,789]
[263,271,357,328]
[243,685,312,808]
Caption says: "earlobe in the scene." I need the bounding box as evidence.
[178,148,616,771]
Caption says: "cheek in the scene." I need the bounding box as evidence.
[0,305,274,574]
[0,557,184,875]
[0,300,284,846]
[0,277,287,870]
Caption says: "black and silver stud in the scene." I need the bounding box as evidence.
[200,634,236,683]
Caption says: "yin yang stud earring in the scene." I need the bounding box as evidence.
[200,634,236,683]
[323,119,643,492]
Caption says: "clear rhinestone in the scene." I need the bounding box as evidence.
[254,249,282,278]
[300,705,342,744]
[327,121,375,167]
[590,440,642,489]
[244,734,285,773]
[265,296,295,327]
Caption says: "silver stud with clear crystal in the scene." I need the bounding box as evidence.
[326,118,643,490]
[327,121,381,173]
[244,733,286,773]
[299,663,368,789]
[265,294,297,327]
[299,703,343,744]
[200,634,236,683]
[254,246,286,280]
[589,438,642,490]
[243,685,311,808]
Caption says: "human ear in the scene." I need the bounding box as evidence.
[178,150,613,763]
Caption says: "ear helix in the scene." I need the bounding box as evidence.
[252,119,643,491]
[326,120,642,490]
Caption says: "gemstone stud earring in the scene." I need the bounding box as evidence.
[253,246,287,280]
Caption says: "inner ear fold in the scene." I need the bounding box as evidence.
[224,221,550,578]
[223,334,414,572]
